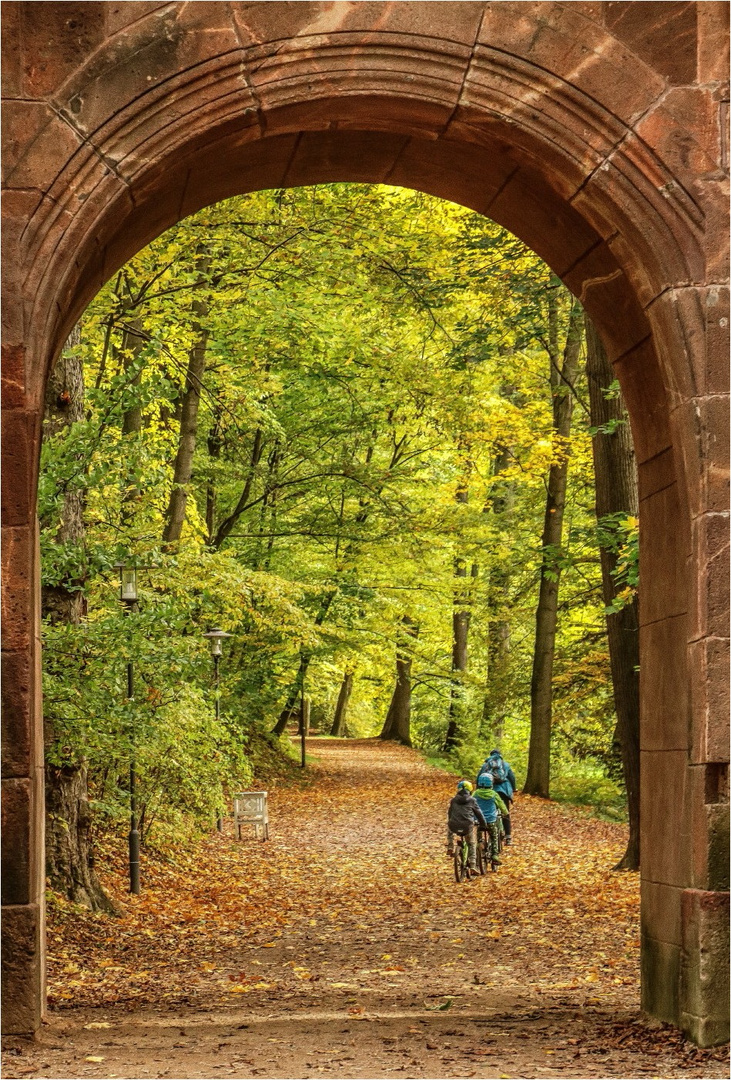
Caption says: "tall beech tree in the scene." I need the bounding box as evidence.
[162,255,211,545]
[331,671,354,737]
[585,315,640,870]
[380,618,418,746]
[41,328,117,914]
[524,295,583,797]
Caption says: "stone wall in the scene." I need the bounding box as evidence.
[2,0,728,1044]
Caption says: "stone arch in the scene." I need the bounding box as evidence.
[2,1,728,1044]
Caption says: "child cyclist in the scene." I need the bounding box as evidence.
[473,773,508,866]
[446,780,487,876]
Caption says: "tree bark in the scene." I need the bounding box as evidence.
[444,467,477,751]
[271,590,337,736]
[205,395,223,543]
[380,618,418,746]
[585,314,640,870]
[162,255,210,545]
[42,326,118,913]
[212,427,264,549]
[524,298,583,797]
[482,443,514,745]
[330,671,354,737]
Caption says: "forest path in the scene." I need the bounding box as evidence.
[4,740,727,1079]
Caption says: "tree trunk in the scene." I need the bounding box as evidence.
[524,298,583,797]
[482,443,514,745]
[380,618,418,746]
[585,314,640,870]
[271,590,337,736]
[162,256,210,545]
[42,327,118,913]
[444,467,477,751]
[330,671,354,737]
[205,395,223,543]
[213,427,264,549]
[45,764,117,913]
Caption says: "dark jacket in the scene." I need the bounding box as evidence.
[448,789,487,834]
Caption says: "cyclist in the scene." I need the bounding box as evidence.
[473,773,508,866]
[476,749,517,845]
[446,780,487,876]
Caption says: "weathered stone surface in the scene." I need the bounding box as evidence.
[388,135,516,217]
[0,526,32,653]
[638,484,689,626]
[14,3,107,100]
[707,804,730,891]
[611,337,671,466]
[1,904,42,1034]
[1,778,32,906]
[641,934,680,1023]
[486,167,600,278]
[604,1,697,86]
[642,879,683,946]
[680,888,731,1047]
[232,1,486,46]
[637,446,676,503]
[640,614,689,752]
[689,636,731,764]
[0,0,728,1045]
[1,649,31,778]
[2,100,83,190]
[640,750,692,887]
[648,286,730,407]
[689,512,730,643]
[671,395,730,520]
[1,411,35,528]
[696,1,730,83]
[477,1,666,123]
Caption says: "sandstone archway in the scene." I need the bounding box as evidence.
[2,1,728,1045]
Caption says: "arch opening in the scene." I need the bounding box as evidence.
[2,1,728,1047]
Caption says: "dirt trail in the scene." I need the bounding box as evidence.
[4,740,727,1079]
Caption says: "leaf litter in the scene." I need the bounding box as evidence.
[4,739,728,1079]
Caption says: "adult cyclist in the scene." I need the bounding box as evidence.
[477,749,517,845]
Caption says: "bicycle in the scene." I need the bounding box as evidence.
[477,820,505,873]
[453,833,473,882]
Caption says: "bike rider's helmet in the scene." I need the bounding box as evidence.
[457,780,473,793]
[477,773,493,788]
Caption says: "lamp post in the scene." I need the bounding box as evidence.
[204,628,232,830]
[117,564,140,895]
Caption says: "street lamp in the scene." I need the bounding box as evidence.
[116,563,140,895]
[204,628,232,831]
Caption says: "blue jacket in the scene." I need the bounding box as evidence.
[477,755,517,799]
[473,787,508,824]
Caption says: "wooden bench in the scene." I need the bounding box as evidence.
[233,791,269,840]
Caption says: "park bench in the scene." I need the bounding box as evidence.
[233,791,269,840]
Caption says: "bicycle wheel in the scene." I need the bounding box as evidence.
[497,818,505,854]
[476,832,487,875]
[454,840,468,883]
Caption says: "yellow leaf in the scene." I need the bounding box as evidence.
[85,1056,105,1063]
